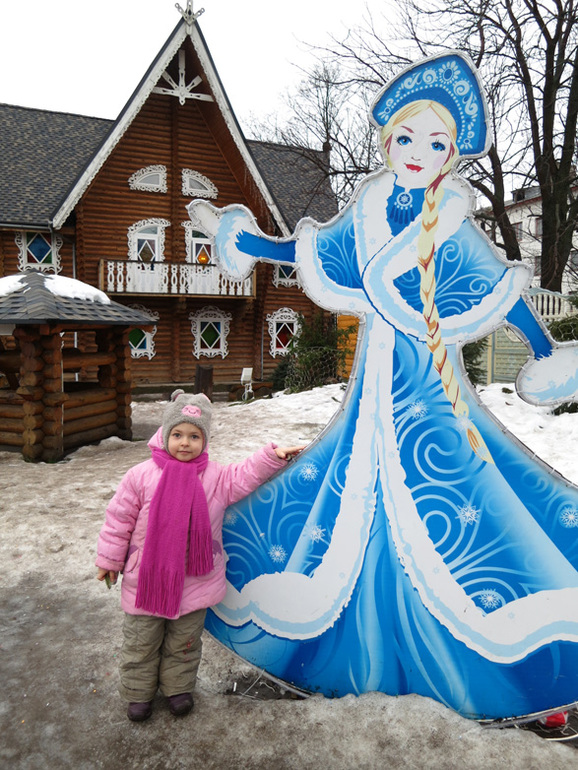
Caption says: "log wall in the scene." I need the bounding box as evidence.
[0,324,134,462]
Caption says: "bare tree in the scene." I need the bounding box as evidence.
[249,62,380,205]
[252,0,578,291]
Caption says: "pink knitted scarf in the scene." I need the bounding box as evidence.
[135,446,212,617]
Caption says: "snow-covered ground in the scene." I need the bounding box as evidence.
[2,382,578,769]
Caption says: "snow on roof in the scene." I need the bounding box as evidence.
[44,274,111,304]
[0,274,26,297]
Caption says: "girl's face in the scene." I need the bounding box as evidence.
[167,422,204,462]
[387,107,453,190]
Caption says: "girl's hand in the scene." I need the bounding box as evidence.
[275,445,306,461]
[97,568,118,588]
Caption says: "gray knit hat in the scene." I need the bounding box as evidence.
[162,389,213,450]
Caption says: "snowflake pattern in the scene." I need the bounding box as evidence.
[299,463,319,483]
[456,413,474,434]
[408,399,428,420]
[307,524,326,543]
[560,506,578,528]
[223,510,239,527]
[269,545,287,564]
[478,590,502,610]
[457,503,480,525]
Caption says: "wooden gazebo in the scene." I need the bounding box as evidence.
[0,272,151,462]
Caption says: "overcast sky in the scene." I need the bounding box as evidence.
[0,0,383,125]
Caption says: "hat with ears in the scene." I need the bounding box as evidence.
[162,389,213,451]
[370,51,490,159]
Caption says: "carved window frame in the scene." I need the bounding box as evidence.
[189,305,232,359]
[181,169,218,199]
[182,221,214,264]
[127,218,171,264]
[273,263,300,288]
[127,304,160,360]
[128,165,167,193]
[266,307,301,357]
[15,231,63,273]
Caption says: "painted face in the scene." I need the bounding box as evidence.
[167,422,204,462]
[387,107,453,190]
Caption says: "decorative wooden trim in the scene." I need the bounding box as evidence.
[181,169,218,198]
[128,165,167,193]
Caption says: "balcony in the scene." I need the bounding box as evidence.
[99,260,253,297]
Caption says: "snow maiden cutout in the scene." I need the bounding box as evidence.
[188,53,578,720]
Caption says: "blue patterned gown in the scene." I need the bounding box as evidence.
[203,170,578,720]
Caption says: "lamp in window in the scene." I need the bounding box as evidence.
[196,244,211,265]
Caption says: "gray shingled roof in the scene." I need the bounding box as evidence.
[0,104,112,227]
[248,140,338,230]
[0,104,336,231]
[0,272,151,326]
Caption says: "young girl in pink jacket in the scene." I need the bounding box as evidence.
[96,389,303,722]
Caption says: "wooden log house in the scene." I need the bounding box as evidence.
[0,6,337,401]
[0,272,151,461]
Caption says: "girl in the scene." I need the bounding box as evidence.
[96,389,303,722]
[186,52,578,721]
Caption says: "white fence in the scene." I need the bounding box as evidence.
[487,289,575,384]
[528,288,574,321]
[100,260,253,297]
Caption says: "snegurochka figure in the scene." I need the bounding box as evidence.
[188,52,578,720]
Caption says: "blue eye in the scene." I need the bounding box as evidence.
[396,134,411,146]
[432,140,446,152]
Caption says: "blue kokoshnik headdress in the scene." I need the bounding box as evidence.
[371,52,490,158]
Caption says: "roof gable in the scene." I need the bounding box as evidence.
[51,17,289,234]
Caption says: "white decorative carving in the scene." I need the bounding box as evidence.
[102,260,252,296]
[189,305,232,358]
[15,231,63,273]
[182,220,214,264]
[152,49,213,105]
[273,263,300,288]
[128,165,167,193]
[127,218,171,262]
[175,1,205,27]
[181,169,218,198]
[266,307,301,357]
[128,304,160,359]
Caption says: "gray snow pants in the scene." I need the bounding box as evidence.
[118,608,207,703]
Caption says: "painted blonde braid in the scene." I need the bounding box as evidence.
[418,176,493,464]
[382,100,493,464]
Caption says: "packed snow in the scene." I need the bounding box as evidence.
[2,382,578,769]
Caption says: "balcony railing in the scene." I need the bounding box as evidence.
[99,260,253,297]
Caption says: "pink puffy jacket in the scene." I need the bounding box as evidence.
[96,428,286,618]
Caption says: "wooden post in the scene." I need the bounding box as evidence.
[194,364,213,399]
[40,328,65,461]
[114,327,133,440]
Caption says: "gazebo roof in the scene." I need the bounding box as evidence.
[0,272,151,327]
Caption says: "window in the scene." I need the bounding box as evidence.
[128,165,167,193]
[534,217,543,238]
[512,222,525,240]
[182,222,214,264]
[128,305,159,360]
[189,305,232,358]
[273,264,300,288]
[16,231,62,272]
[181,169,218,199]
[127,219,170,264]
[267,307,301,357]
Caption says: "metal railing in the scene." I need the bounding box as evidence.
[99,260,253,297]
